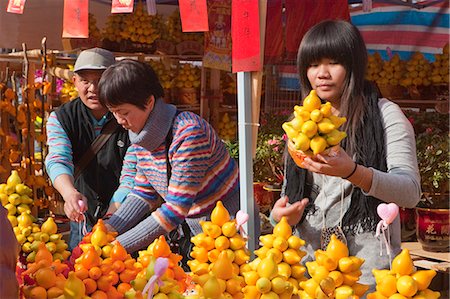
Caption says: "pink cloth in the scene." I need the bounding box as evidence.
[0,205,19,299]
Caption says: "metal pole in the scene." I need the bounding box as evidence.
[237,71,258,254]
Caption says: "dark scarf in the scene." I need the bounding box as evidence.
[284,83,387,234]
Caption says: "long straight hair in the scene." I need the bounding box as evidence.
[296,20,370,156]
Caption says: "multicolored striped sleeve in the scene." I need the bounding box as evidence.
[110,146,137,204]
[152,122,212,231]
[129,145,159,203]
[44,112,74,183]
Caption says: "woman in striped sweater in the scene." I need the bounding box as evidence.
[98,59,240,261]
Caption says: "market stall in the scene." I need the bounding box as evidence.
[0,1,448,299]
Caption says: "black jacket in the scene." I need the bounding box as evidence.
[55,98,130,225]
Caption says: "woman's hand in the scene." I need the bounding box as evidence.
[62,190,87,222]
[271,196,309,226]
[301,145,356,178]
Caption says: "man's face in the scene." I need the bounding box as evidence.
[73,70,107,114]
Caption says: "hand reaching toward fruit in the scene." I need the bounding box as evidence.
[62,190,88,222]
[271,196,309,226]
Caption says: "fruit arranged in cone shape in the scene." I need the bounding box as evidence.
[298,234,369,299]
[20,242,69,299]
[188,201,249,299]
[1,170,71,264]
[72,219,139,298]
[241,216,306,299]
[126,235,187,298]
[282,90,347,161]
[367,248,440,299]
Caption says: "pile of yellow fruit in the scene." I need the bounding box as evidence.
[217,112,237,142]
[430,43,449,84]
[148,59,175,90]
[59,64,78,102]
[399,52,432,87]
[367,249,440,299]
[188,201,250,299]
[175,63,201,89]
[241,216,307,299]
[366,52,384,83]
[282,90,347,160]
[375,54,406,86]
[102,13,127,43]
[299,234,369,299]
[88,13,101,41]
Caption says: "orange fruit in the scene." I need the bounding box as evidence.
[124,258,135,269]
[29,286,47,299]
[96,275,113,292]
[112,260,126,273]
[89,266,103,280]
[153,235,171,258]
[106,287,123,299]
[108,271,120,285]
[35,267,57,289]
[100,263,112,275]
[75,266,89,280]
[120,268,137,284]
[46,286,64,299]
[138,255,152,268]
[111,243,128,261]
[83,278,97,295]
[117,282,132,294]
[91,290,108,299]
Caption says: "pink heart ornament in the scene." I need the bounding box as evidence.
[377,203,399,225]
[236,210,249,228]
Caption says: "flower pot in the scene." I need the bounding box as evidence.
[400,207,416,242]
[416,207,450,252]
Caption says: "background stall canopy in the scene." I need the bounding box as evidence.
[351,0,449,62]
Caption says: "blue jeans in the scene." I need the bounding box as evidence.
[68,221,93,251]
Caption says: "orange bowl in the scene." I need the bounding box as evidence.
[287,139,313,168]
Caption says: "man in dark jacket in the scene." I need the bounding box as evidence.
[45,48,134,249]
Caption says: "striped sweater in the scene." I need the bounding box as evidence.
[108,99,240,252]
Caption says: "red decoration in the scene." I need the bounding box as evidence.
[62,0,88,38]
[179,0,209,32]
[231,0,261,72]
[6,0,26,14]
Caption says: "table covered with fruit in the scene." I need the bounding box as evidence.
[2,159,443,299]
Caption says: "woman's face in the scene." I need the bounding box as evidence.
[306,58,347,104]
[108,97,154,133]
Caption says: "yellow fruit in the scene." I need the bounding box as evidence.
[292,132,310,152]
[325,234,349,262]
[396,275,418,297]
[338,256,355,273]
[0,193,8,206]
[270,276,289,294]
[215,235,230,251]
[256,277,272,293]
[229,235,246,251]
[376,274,397,297]
[266,248,283,264]
[319,276,336,297]
[317,118,336,134]
[329,270,344,287]
[300,279,319,298]
[282,122,299,140]
[260,291,279,299]
[17,211,33,227]
[301,120,318,138]
[289,117,304,131]
[312,265,329,283]
[8,215,18,227]
[41,217,58,235]
[272,237,288,251]
[202,221,222,238]
[5,203,17,215]
[320,102,332,117]
[325,129,347,146]
[203,275,223,299]
[391,249,414,276]
[242,285,261,299]
[335,285,354,299]
[273,217,292,240]
[372,269,390,284]
[388,294,407,299]
[259,234,275,248]
[315,249,337,271]
[7,170,22,188]
[222,221,238,237]
[8,193,21,205]
[352,282,370,297]
[290,264,306,279]
[212,251,234,280]
[310,135,327,155]
[210,201,230,226]
[277,262,292,279]
[411,269,436,291]
[257,253,278,280]
[243,271,259,286]
[302,90,322,112]
[414,289,440,299]
[328,115,347,129]
[90,227,108,247]
[287,235,304,250]
[310,109,323,122]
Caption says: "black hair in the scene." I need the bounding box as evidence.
[98,59,164,110]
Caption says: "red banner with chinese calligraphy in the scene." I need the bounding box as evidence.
[111,0,134,14]
[7,0,26,14]
[285,0,350,60]
[62,0,88,38]
[203,0,232,71]
[179,0,209,32]
[232,0,261,72]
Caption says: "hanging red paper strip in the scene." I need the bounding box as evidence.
[62,0,88,38]
[231,0,261,72]
[111,0,134,14]
[178,0,209,32]
[264,0,283,64]
[6,0,26,14]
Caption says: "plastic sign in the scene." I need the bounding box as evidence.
[62,0,88,38]
[179,0,209,32]
[111,0,134,14]
[7,0,26,14]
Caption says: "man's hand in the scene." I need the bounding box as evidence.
[62,190,87,222]
[271,196,309,226]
